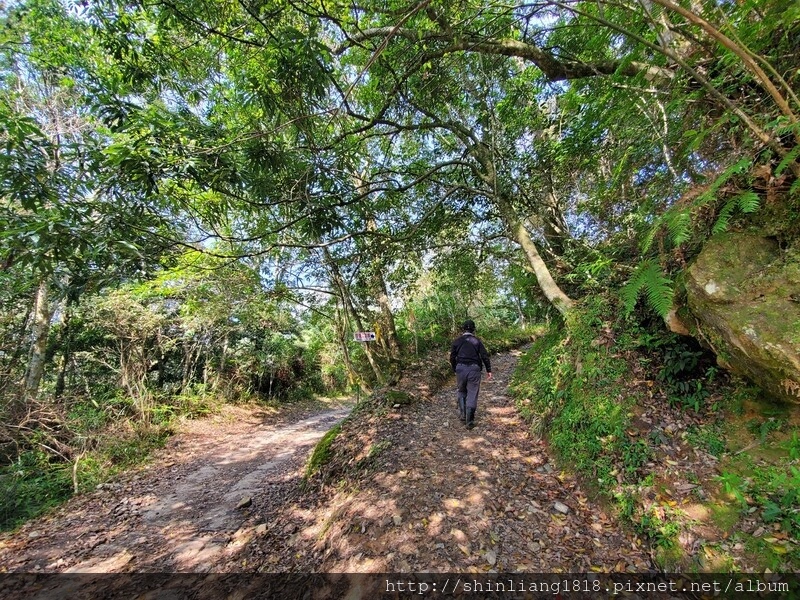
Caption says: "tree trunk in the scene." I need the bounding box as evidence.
[408,308,419,356]
[54,298,74,400]
[515,294,525,326]
[496,193,574,315]
[470,141,575,316]
[215,336,229,394]
[335,305,358,387]
[323,249,384,384]
[23,280,52,399]
[360,183,402,363]
[540,179,571,258]
[182,340,197,394]
[374,270,401,361]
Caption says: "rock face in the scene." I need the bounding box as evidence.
[684,232,800,403]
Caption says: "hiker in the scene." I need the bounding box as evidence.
[449,319,492,429]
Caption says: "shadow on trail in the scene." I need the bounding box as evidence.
[0,405,352,576]
[259,349,652,573]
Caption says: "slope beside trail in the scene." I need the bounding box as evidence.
[241,348,654,573]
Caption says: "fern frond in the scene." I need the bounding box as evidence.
[775,145,800,177]
[711,190,759,236]
[621,263,650,314]
[735,190,760,213]
[621,260,674,317]
[641,224,658,253]
[644,274,674,318]
[666,210,691,246]
[791,178,800,197]
[712,200,737,235]
[773,119,798,137]
[696,157,753,205]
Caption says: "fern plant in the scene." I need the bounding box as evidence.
[712,190,761,234]
[775,144,800,178]
[643,157,755,252]
[620,259,674,317]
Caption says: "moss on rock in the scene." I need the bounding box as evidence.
[685,233,800,403]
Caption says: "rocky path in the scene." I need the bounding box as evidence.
[0,403,352,573]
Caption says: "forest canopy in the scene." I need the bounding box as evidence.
[1,0,798,526]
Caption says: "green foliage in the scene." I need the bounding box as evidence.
[718,459,800,552]
[304,422,342,480]
[621,439,653,476]
[712,191,761,235]
[2,0,800,541]
[102,427,170,466]
[698,159,754,204]
[757,479,800,565]
[0,450,72,530]
[636,506,681,550]
[620,260,674,317]
[656,339,714,412]
[775,144,800,178]
[756,466,800,535]
[641,157,763,263]
[67,400,111,433]
[685,424,727,456]
[665,210,692,248]
[783,432,800,460]
[0,425,168,531]
[510,296,638,490]
[618,488,683,565]
[396,264,538,358]
[716,470,749,507]
[746,417,785,441]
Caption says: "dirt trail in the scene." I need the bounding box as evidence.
[1,348,652,576]
[0,404,352,573]
[242,349,654,573]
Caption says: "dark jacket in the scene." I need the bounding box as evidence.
[450,333,491,373]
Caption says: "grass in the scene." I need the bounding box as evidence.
[510,299,639,489]
[685,423,727,456]
[304,421,343,481]
[1,381,346,532]
[0,424,170,531]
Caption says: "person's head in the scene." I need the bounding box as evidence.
[462,319,476,333]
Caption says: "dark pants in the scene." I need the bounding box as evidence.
[455,363,482,409]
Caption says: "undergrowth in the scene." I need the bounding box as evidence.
[510,298,641,490]
[0,387,227,531]
[510,294,800,571]
[0,424,170,531]
[510,300,686,560]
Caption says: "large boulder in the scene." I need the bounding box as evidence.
[684,232,800,403]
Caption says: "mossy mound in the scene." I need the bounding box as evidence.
[685,233,800,403]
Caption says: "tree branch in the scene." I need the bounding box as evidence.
[336,27,675,82]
